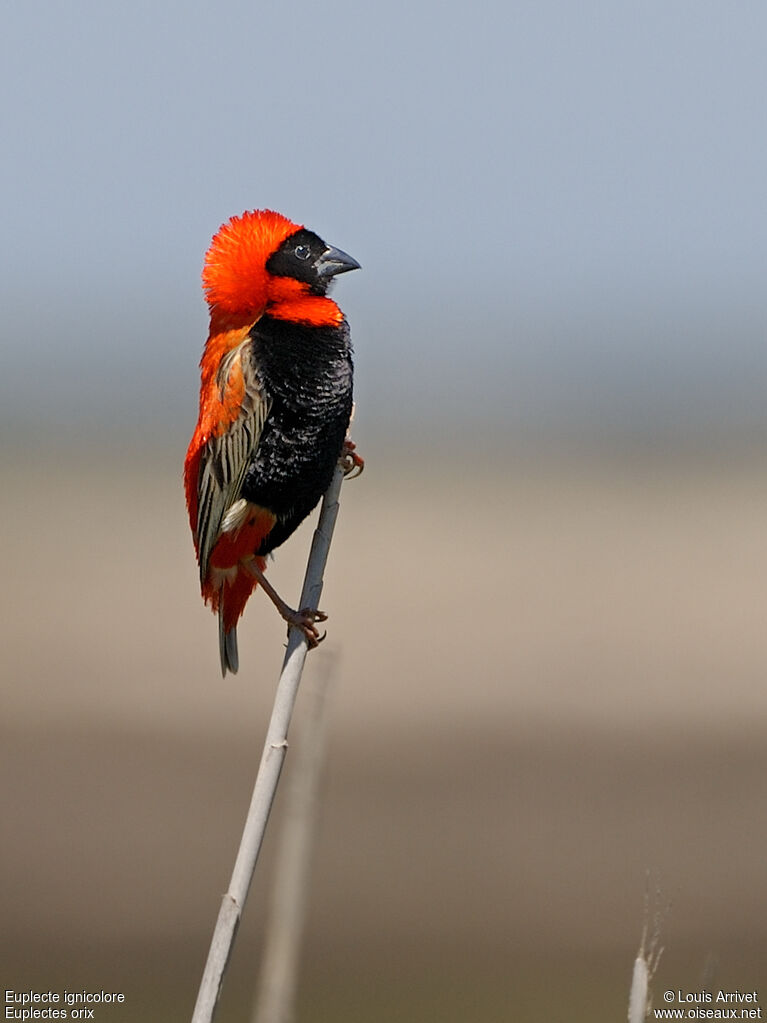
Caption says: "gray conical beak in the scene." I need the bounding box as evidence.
[316,245,361,279]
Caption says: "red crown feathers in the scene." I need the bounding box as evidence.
[202,209,301,316]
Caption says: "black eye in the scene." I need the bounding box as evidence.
[294,244,311,260]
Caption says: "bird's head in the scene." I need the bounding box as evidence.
[202,209,359,329]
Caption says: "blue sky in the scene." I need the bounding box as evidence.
[2,0,766,450]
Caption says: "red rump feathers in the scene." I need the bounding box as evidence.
[202,209,302,317]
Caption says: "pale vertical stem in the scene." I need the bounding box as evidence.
[627,954,649,1023]
[628,879,664,1023]
[251,656,335,1023]
[191,465,345,1023]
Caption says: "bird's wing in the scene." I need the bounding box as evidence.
[195,338,271,583]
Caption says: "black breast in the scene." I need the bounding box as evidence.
[242,315,354,555]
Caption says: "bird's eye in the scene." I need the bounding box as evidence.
[294,245,311,260]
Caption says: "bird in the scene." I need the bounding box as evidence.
[184,209,361,676]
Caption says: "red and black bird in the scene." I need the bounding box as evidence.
[184,210,361,675]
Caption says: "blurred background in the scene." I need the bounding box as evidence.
[2,1,766,1019]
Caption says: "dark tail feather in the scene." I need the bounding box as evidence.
[218,610,239,676]
[214,560,262,676]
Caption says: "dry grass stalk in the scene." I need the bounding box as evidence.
[628,954,650,1023]
[190,464,346,1023]
[251,655,335,1023]
[628,879,665,1023]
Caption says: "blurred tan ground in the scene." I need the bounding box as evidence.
[2,445,766,1020]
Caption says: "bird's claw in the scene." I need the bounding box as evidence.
[340,438,364,479]
[286,606,328,648]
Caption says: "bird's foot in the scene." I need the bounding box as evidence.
[283,606,328,648]
[242,556,328,649]
[340,438,364,479]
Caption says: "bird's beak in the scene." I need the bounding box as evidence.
[315,245,361,279]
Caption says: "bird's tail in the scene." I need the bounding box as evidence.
[218,610,239,676]
[212,556,267,677]
[217,613,239,679]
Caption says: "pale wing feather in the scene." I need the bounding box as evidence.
[196,340,270,582]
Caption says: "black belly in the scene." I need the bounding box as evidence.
[240,315,354,556]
